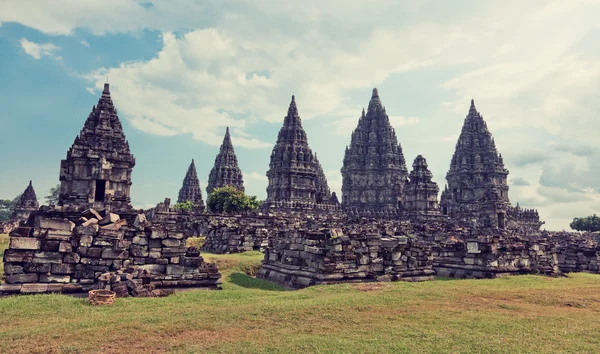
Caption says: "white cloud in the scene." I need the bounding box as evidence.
[85,87,95,95]
[5,0,600,230]
[19,38,59,59]
[81,40,89,47]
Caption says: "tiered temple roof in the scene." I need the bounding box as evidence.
[206,127,245,196]
[12,180,39,220]
[403,155,440,217]
[440,100,513,228]
[341,88,408,217]
[177,159,205,209]
[58,83,135,212]
[263,96,339,213]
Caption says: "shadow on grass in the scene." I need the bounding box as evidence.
[228,272,289,292]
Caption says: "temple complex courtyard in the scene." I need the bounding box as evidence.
[0,233,599,353]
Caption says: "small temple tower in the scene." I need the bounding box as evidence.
[263,95,338,213]
[341,88,409,218]
[440,99,510,228]
[177,159,205,209]
[12,180,39,221]
[58,83,136,212]
[206,127,245,196]
[403,155,440,217]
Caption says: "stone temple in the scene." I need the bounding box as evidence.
[58,83,135,212]
[177,159,205,210]
[341,88,409,217]
[402,155,440,218]
[12,180,39,221]
[262,96,340,213]
[439,99,542,230]
[206,127,245,196]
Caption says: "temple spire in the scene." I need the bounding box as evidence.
[177,159,204,208]
[207,127,244,196]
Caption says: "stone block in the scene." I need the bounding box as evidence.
[10,237,41,250]
[0,284,22,294]
[101,249,129,259]
[9,227,33,237]
[140,264,166,274]
[79,235,94,247]
[41,240,60,252]
[21,284,49,294]
[82,209,103,220]
[63,253,81,264]
[4,250,34,262]
[6,273,39,283]
[99,213,120,226]
[4,264,24,274]
[47,284,66,292]
[24,263,52,273]
[132,236,148,245]
[46,230,72,241]
[51,263,74,274]
[87,247,103,258]
[37,218,75,232]
[32,251,63,264]
[166,265,184,275]
[162,239,181,247]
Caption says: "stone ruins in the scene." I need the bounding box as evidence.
[262,96,340,213]
[341,88,409,218]
[1,84,220,295]
[4,85,597,294]
[177,159,205,211]
[12,180,39,222]
[206,127,245,196]
[58,83,136,213]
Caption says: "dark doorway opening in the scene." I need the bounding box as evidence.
[497,213,505,229]
[95,180,106,202]
[443,206,447,215]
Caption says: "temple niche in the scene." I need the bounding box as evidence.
[177,159,205,211]
[262,96,340,213]
[58,83,135,212]
[206,127,245,196]
[11,181,39,221]
[440,99,542,230]
[341,88,408,218]
[403,155,441,218]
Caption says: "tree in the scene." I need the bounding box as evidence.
[207,186,261,214]
[570,214,600,232]
[173,201,194,212]
[0,194,22,221]
[46,184,60,205]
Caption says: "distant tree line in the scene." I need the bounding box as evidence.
[570,214,600,232]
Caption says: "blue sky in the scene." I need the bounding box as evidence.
[1,0,599,230]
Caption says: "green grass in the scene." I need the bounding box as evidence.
[1,234,600,353]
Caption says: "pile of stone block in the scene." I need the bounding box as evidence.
[552,232,600,273]
[432,235,558,278]
[257,228,434,289]
[96,267,173,298]
[1,208,221,295]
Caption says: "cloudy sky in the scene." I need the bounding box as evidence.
[1,0,599,230]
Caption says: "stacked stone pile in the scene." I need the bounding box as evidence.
[432,235,558,278]
[1,208,221,295]
[257,228,434,289]
[547,232,600,273]
[96,267,174,298]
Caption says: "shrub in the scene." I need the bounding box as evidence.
[570,214,600,232]
[207,186,261,214]
[173,201,194,212]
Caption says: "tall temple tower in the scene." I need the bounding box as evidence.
[440,99,510,228]
[263,96,338,213]
[403,155,440,217]
[58,83,136,212]
[12,180,39,221]
[177,159,205,209]
[341,88,408,217]
[206,127,245,196]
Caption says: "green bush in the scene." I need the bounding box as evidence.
[570,214,600,232]
[173,201,194,212]
[207,186,261,214]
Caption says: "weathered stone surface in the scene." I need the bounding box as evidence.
[341,88,408,218]
[177,159,205,210]
[403,155,440,217]
[58,83,135,211]
[40,275,71,283]
[206,127,245,196]
[262,96,340,214]
[6,273,39,283]
[9,237,41,250]
[37,218,74,231]
[20,284,49,293]
[99,213,120,226]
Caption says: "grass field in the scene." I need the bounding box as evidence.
[1,234,600,353]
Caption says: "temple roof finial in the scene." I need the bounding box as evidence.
[372,88,379,98]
